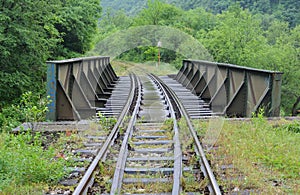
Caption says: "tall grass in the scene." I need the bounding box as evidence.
[0,131,66,194]
[195,118,300,194]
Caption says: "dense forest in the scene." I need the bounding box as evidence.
[0,0,101,106]
[0,0,101,129]
[98,0,299,116]
[0,0,299,131]
[101,0,299,27]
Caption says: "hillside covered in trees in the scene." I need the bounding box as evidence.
[0,0,299,132]
[98,0,299,116]
[0,1,299,193]
[101,0,299,27]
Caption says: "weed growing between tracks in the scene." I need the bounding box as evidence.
[195,118,300,194]
[178,118,209,193]
[97,112,117,132]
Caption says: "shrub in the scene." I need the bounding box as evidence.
[0,132,66,191]
[0,91,50,132]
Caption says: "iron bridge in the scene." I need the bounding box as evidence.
[46,56,283,121]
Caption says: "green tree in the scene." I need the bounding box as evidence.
[0,0,102,108]
[197,5,299,114]
[101,0,147,16]
[265,20,289,45]
[0,0,61,108]
[134,0,182,26]
[96,9,133,43]
[275,25,300,115]
[95,1,299,115]
[53,0,102,57]
[198,5,267,67]
[178,8,217,37]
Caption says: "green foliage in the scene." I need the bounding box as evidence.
[0,0,61,67]
[0,72,31,108]
[117,46,178,65]
[144,46,159,61]
[53,0,102,57]
[206,119,300,192]
[178,8,217,36]
[0,0,101,108]
[196,5,299,114]
[101,0,299,27]
[0,105,24,132]
[96,2,298,115]
[198,5,267,67]
[0,0,297,116]
[101,0,147,16]
[0,131,66,191]
[134,0,182,26]
[20,92,50,123]
[276,122,300,134]
[0,92,50,132]
[173,0,299,27]
[97,112,117,131]
[0,0,60,107]
[165,0,203,10]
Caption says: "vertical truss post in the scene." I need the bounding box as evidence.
[46,63,57,121]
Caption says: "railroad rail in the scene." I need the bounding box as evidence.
[44,56,284,195]
[72,73,139,194]
[46,57,283,121]
[153,74,221,194]
[69,72,221,194]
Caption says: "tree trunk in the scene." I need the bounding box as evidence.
[292,96,300,116]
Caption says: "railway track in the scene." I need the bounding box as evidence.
[64,73,222,195]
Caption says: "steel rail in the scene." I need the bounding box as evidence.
[148,74,183,195]
[73,74,138,195]
[151,74,222,195]
[110,74,142,195]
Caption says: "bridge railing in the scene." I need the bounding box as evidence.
[175,60,283,117]
[46,56,118,121]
